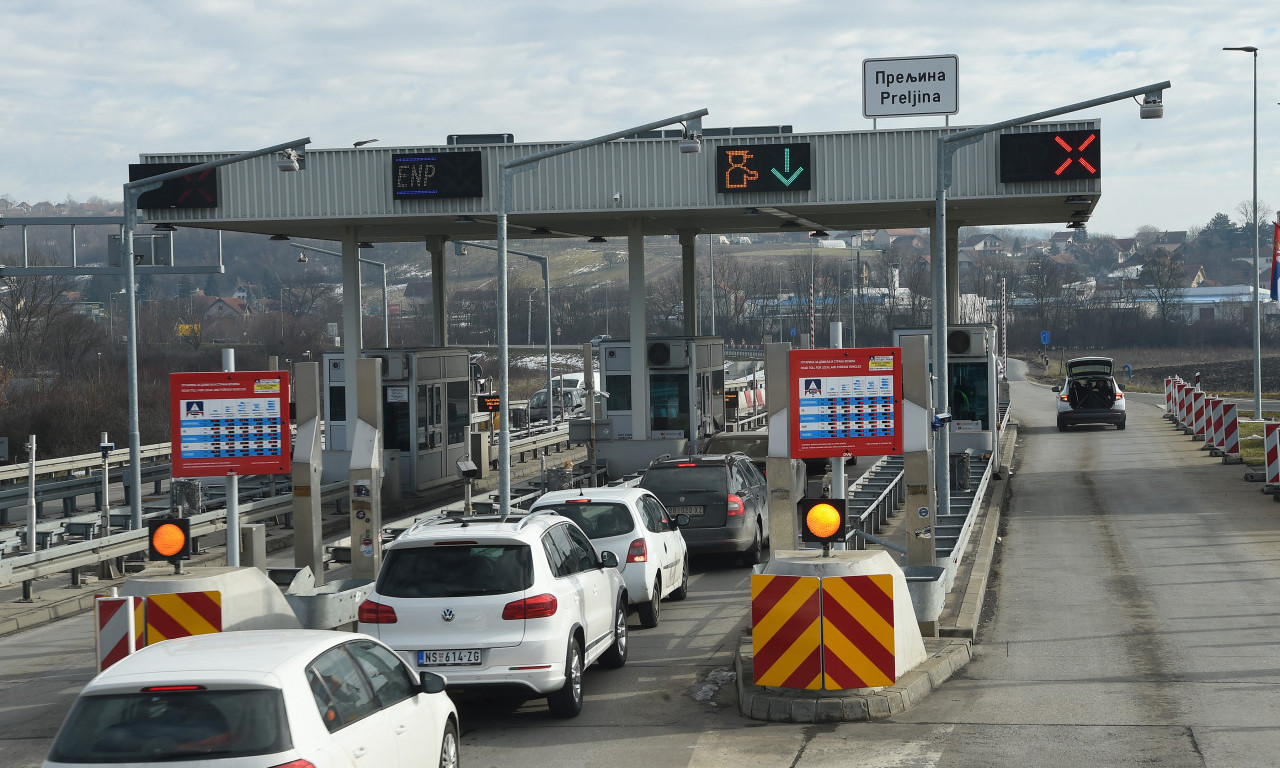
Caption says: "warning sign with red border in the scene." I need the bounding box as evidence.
[790,347,902,459]
[170,371,291,477]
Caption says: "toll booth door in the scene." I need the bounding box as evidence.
[416,383,444,489]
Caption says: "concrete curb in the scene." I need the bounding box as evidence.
[732,419,1018,722]
[734,635,972,722]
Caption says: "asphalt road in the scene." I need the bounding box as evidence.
[6,362,1280,766]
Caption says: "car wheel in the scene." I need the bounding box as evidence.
[1117,420,1126,430]
[547,638,583,718]
[1057,417,1067,432]
[438,719,459,768]
[742,523,763,567]
[670,557,690,601]
[638,577,661,628]
[599,601,629,668]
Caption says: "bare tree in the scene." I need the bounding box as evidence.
[1140,251,1187,324]
[0,254,80,373]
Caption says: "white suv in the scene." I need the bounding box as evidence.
[358,511,628,718]
[530,487,689,629]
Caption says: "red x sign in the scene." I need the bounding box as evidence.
[1054,133,1098,177]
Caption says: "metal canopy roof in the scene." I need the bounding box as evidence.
[140,120,1102,243]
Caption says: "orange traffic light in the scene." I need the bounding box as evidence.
[147,518,191,562]
[799,498,846,545]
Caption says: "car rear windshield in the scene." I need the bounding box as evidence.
[47,688,289,763]
[705,436,767,460]
[379,544,533,597]
[640,465,727,495]
[535,502,636,539]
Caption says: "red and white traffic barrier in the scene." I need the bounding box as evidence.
[1178,384,1193,430]
[1208,397,1224,450]
[95,595,143,672]
[1219,402,1242,464]
[1192,389,1207,440]
[1266,423,1280,485]
[1164,376,1175,417]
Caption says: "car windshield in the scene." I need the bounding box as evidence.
[529,391,549,408]
[640,466,726,495]
[378,544,533,597]
[535,502,636,539]
[47,688,289,763]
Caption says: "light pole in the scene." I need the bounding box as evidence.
[285,241,389,348]
[456,240,554,430]
[931,81,1168,521]
[1224,46,1262,418]
[709,234,716,335]
[495,108,709,519]
[121,137,309,528]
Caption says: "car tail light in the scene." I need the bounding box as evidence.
[1059,393,1069,402]
[727,494,745,516]
[357,599,397,624]
[626,538,647,563]
[1114,391,1124,401]
[677,463,698,467]
[141,685,205,692]
[269,761,317,768]
[502,593,558,620]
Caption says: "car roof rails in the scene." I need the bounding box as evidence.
[514,508,564,530]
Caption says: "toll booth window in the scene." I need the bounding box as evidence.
[650,373,689,435]
[328,386,346,423]
[447,381,468,445]
[605,374,631,411]
[949,361,989,429]
[383,390,411,453]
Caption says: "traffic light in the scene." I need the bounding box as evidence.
[147,518,192,562]
[799,498,847,548]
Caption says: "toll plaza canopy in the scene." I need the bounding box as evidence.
[137,119,1103,454]
[138,120,1102,240]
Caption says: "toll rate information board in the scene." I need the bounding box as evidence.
[170,371,292,477]
[789,347,903,459]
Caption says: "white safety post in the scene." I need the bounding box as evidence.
[223,348,239,567]
[25,435,36,554]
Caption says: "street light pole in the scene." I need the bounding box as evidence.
[931,81,1169,521]
[456,240,553,431]
[1224,46,1262,418]
[121,137,309,528]
[495,109,709,519]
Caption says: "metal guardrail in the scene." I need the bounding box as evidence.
[843,456,905,549]
[0,481,348,589]
[0,443,171,485]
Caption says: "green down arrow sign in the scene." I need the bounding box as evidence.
[770,147,805,186]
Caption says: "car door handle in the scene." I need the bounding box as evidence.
[352,747,367,758]
[396,724,408,735]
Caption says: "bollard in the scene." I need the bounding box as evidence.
[1221,403,1243,465]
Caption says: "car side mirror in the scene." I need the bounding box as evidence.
[1051,385,1061,393]
[420,670,447,694]
[599,550,619,569]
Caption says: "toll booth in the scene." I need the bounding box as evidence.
[323,348,473,492]
[592,336,724,475]
[893,325,997,453]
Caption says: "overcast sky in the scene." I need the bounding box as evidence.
[2,0,1276,238]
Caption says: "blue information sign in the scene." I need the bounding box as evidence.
[1040,331,1051,345]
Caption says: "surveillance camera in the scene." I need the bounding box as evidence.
[1140,92,1163,119]
[277,148,303,172]
[612,192,621,203]
[680,136,702,154]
